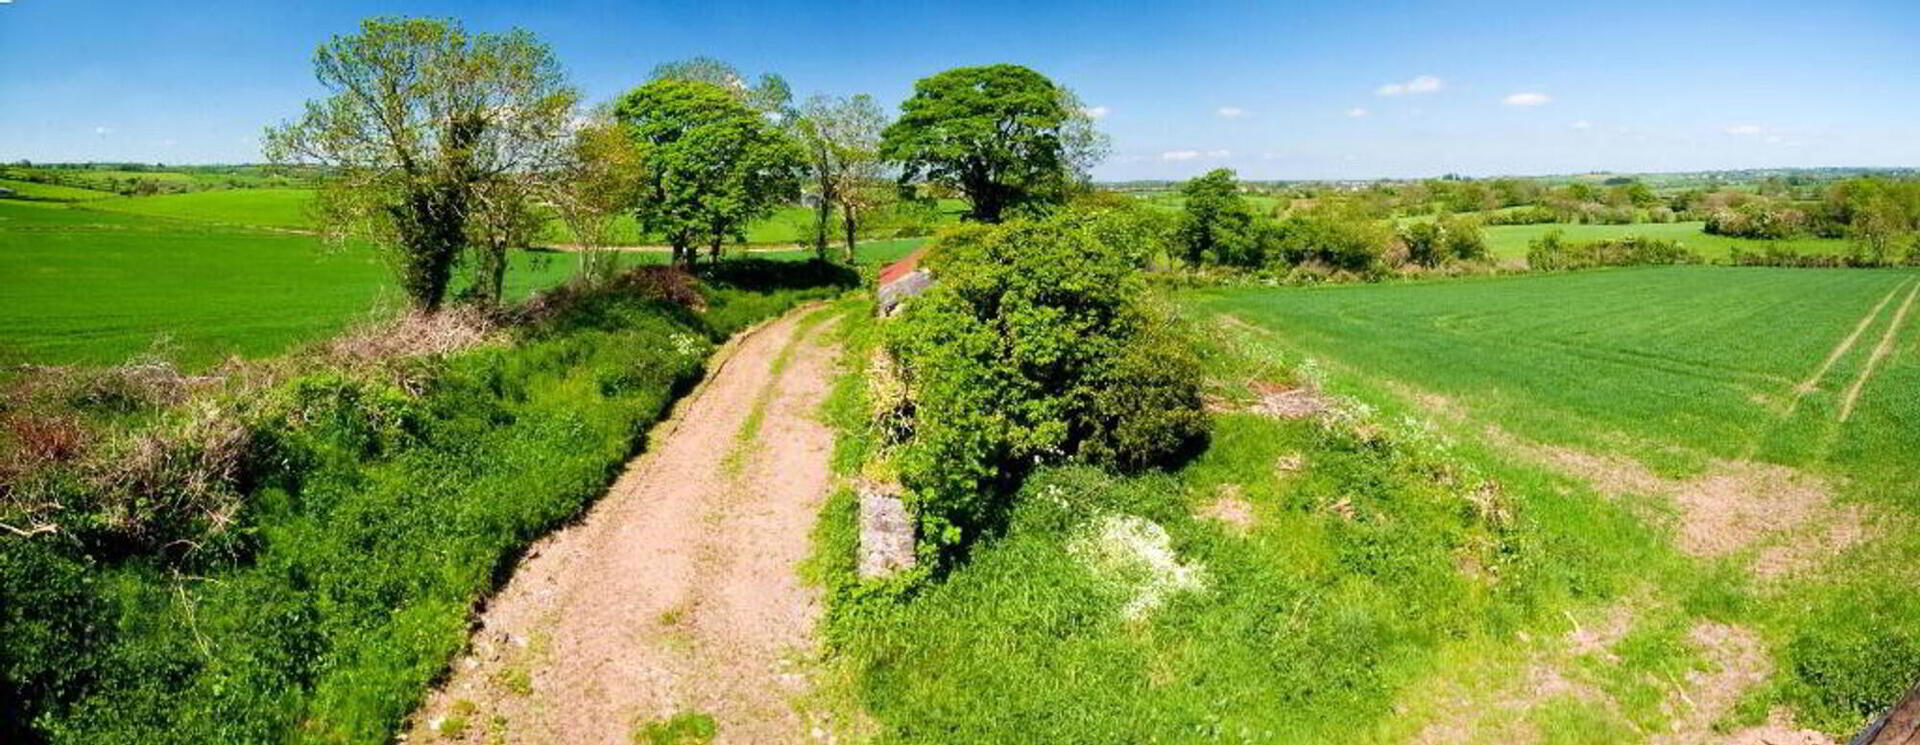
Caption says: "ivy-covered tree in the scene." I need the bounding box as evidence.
[880,64,1106,222]
[265,17,578,310]
[614,79,805,265]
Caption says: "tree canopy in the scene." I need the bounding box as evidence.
[794,93,891,259]
[614,78,805,264]
[880,64,1104,223]
[1175,168,1266,267]
[265,16,578,310]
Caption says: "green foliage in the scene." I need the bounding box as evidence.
[615,78,807,263]
[1704,199,1808,241]
[887,212,1206,548]
[630,711,717,745]
[265,16,581,310]
[0,268,848,743]
[881,65,1096,223]
[1174,168,1271,267]
[1525,231,1701,271]
[1273,205,1394,273]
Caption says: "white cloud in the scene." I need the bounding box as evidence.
[1502,92,1552,107]
[1216,106,1247,119]
[1764,135,1784,144]
[1570,120,1593,130]
[1083,105,1109,119]
[1346,107,1369,118]
[93,126,112,136]
[1376,75,1443,96]
[1724,124,1763,135]
[1159,149,1231,162]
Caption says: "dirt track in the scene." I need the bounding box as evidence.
[409,305,843,745]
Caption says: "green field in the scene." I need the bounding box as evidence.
[1178,266,1920,737]
[0,200,573,366]
[1483,220,1853,260]
[83,187,317,229]
[0,178,116,202]
[0,198,926,368]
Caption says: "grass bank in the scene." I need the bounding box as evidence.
[0,261,857,743]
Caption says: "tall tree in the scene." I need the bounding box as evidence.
[615,79,804,265]
[546,116,647,282]
[1176,168,1262,266]
[265,17,578,310]
[794,93,890,260]
[649,56,793,117]
[880,64,1105,223]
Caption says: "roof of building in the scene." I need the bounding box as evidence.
[876,245,930,287]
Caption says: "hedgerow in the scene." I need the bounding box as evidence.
[886,210,1207,552]
[0,260,853,743]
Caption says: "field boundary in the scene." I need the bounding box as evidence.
[1838,279,1920,422]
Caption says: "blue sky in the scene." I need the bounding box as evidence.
[1,0,1916,180]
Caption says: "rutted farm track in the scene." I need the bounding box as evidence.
[409,305,844,745]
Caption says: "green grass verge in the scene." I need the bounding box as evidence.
[0,271,856,743]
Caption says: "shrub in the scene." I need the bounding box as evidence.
[1273,207,1393,274]
[888,212,1206,549]
[1704,199,1807,239]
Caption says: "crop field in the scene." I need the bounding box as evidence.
[0,178,115,202]
[0,200,574,366]
[1171,266,1920,738]
[83,187,317,229]
[0,198,927,368]
[1482,221,1853,260]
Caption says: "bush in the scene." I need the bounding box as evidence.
[1704,199,1807,240]
[888,212,1206,550]
[1273,208,1393,274]
[1526,231,1702,271]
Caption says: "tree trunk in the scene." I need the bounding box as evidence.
[842,204,859,263]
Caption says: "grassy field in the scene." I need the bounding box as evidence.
[83,187,317,229]
[1482,221,1853,260]
[0,200,573,367]
[1183,266,1920,738]
[0,197,926,368]
[0,178,116,202]
[819,266,1920,743]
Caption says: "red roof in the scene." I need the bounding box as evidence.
[876,246,930,286]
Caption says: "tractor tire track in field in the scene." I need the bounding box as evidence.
[408,304,843,745]
[1784,276,1914,418]
[1838,278,1920,422]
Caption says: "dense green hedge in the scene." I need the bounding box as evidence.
[886,210,1207,553]
[0,262,852,743]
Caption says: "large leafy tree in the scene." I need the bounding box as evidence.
[650,56,793,117]
[265,17,578,310]
[1175,168,1264,267]
[880,64,1105,223]
[615,79,804,265]
[794,93,890,260]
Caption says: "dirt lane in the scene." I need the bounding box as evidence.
[408,305,843,745]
